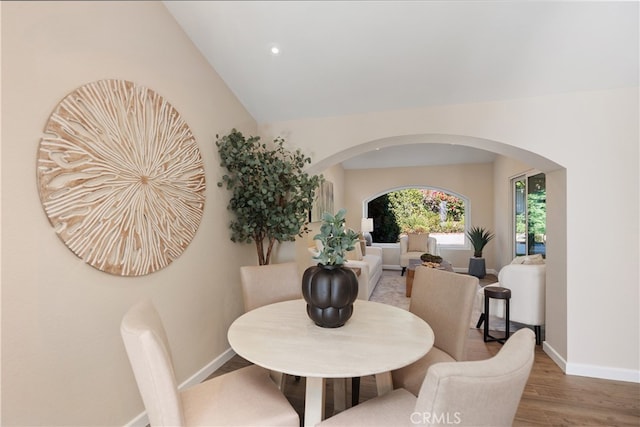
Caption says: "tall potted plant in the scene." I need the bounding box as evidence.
[216,129,322,265]
[466,226,495,278]
[302,208,359,328]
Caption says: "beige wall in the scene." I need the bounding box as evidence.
[545,168,568,361]
[261,87,639,382]
[342,163,495,270]
[1,2,257,425]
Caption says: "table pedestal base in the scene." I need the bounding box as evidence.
[303,373,395,427]
[305,377,325,427]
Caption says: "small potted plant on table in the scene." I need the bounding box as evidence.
[302,208,360,328]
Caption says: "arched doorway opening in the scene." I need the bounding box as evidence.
[302,133,565,372]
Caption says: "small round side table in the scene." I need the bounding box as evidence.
[483,286,511,343]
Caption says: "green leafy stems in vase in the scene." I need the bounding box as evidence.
[312,208,360,266]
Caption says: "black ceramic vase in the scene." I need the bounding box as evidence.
[301,264,359,328]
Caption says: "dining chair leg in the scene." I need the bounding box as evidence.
[351,377,360,406]
[476,313,485,328]
[269,370,286,390]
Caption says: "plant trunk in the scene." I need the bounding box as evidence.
[254,234,276,265]
[255,238,265,265]
[254,232,267,265]
[264,237,276,265]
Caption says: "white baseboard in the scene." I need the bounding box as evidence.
[179,347,237,389]
[566,362,640,383]
[543,341,640,383]
[458,268,498,276]
[124,409,149,427]
[124,347,237,427]
[543,341,567,372]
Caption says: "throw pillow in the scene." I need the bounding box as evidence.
[408,233,429,252]
[510,255,526,265]
[510,254,545,265]
[346,242,363,261]
[523,254,545,265]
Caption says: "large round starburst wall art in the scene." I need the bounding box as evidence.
[37,80,206,276]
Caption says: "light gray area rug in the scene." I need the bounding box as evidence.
[369,269,522,332]
[369,270,410,311]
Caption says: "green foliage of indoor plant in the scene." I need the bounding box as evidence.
[312,208,360,266]
[216,129,322,265]
[466,226,495,258]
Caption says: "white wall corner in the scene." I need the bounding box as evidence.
[123,347,237,427]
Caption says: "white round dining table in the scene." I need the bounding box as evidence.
[228,299,434,427]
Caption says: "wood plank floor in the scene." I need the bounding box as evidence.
[214,328,640,426]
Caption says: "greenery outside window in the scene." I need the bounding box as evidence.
[513,172,546,258]
[365,187,468,247]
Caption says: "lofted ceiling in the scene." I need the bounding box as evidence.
[163,1,638,168]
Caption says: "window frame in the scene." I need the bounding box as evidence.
[510,171,546,258]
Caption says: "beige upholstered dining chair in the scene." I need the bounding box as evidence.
[239,261,302,312]
[240,262,303,389]
[317,328,536,427]
[392,267,478,396]
[120,299,299,427]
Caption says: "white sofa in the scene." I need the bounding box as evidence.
[308,244,383,301]
[345,246,383,300]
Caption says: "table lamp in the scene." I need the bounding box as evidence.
[361,218,374,246]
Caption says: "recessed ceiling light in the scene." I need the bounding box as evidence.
[270,46,280,55]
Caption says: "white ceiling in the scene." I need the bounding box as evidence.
[164,1,638,168]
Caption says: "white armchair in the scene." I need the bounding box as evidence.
[399,233,439,276]
[477,256,546,345]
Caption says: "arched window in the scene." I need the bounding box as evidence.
[364,186,469,248]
